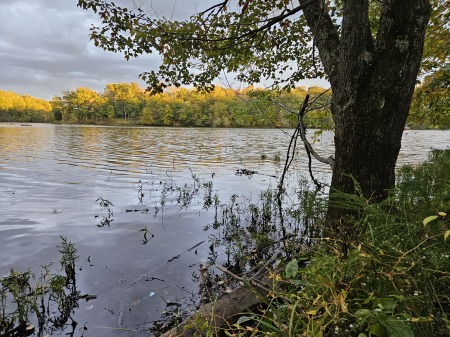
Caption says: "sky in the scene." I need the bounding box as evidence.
[0,0,326,101]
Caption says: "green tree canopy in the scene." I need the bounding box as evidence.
[410,65,450,128]
[77,1,447,92]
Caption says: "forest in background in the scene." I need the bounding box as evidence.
[1,67,449,129]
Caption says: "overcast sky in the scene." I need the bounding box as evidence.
[0,0,326,101]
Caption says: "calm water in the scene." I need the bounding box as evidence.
[1,124,449,336]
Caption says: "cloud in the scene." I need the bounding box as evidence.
[0,0,327,101]
[0,0,168,100]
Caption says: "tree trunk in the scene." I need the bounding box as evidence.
[300,0,432,245]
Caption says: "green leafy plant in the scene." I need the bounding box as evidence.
[423,211,450,241]
[219,150,450,337]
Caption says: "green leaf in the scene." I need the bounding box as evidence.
[444,230,450,241]
[242,278,252,289]
[376,298,396,313]
[369,323,386,336]
[358,334,368,337]
[292,279,307,287]
[398,312,412,321]
[50,274,66,292]
[285,258,298,279]
[258,319,281,332]
[236,315,255,325]
[382,318,414,337]
[355,309,372,319]
[423,215,438,226]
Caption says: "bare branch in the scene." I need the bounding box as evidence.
[214,265,271,295]
[199,1,229,17]
[269,97,335,170]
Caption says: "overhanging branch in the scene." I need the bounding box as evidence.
[270,97,335,170]
[136,0,319,44]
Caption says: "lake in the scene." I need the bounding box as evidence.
[1,124,449,336]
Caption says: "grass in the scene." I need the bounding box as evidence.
[209,149,450,337]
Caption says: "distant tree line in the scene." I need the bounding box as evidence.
[49,84,333,128]
[1,76,448,128]
[0,91,53,123]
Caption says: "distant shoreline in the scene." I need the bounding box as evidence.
[1,121,445,131]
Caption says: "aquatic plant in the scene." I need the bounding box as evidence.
[0,237,95,337]
[204,176,327,274]
[95,197,114,227]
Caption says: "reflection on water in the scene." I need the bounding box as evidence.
[0,237,95,337]
[0,124,449,336]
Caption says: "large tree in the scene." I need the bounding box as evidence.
[78,0,444,240]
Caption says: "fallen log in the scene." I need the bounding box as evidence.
[161,276,270,337]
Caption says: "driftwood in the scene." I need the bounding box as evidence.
[161,275,271,337]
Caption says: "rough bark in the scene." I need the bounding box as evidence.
[301,0,431,244]
[299,0,340,83]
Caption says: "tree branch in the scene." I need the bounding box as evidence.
[269,96,335,170]
[199,1,229,17]
[214,265,271,295]
[152,0,319,44]
[299,0,340,83]
[373,0,431,105]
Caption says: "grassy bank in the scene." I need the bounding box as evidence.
[211,149,449,337]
